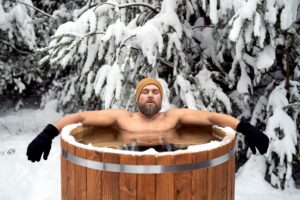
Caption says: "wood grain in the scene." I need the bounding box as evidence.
[156,154,174,200]
[61,139,68,200]
[86,150,102,200]
[174,153,192,200]
[192,150,208,200]
[137,155,156,200]
[67,143,76,200]
[119,154,137,200]
[102,152,119,200]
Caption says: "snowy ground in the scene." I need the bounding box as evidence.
[0,101,300,200]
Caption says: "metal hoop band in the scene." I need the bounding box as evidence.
[61,147,235,174]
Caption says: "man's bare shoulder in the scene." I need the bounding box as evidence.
[82,109,132,117]
[165,108,210,118]
[164,108,187,116]
[97,109,132,116]
[165,108,189,114]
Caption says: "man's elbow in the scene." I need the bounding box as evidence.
[77,112,88,125]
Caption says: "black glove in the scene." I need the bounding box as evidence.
[26,124,59,162]
[236,121,269,155]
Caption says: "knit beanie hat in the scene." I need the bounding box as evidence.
[135,77,163,101]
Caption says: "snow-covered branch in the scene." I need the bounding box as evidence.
[118,3,159,13]
[6,0,55,19]
[50,32,105,40]
[91,2,159,13]
[282,102,300,111]
[0,40,31,54]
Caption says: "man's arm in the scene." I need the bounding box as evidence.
[53,109,126,132]
[174,108,269,155]
[175,108,240,130]
[27,109,126,162]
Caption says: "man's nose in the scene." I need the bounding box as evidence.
[147,91,155,97]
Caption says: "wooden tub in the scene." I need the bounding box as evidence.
[61,125,236,200]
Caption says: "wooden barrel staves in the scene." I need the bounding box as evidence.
[61,125,236,200]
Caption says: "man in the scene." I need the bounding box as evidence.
[27,77,269,162]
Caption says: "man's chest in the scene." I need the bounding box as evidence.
[116,114,178,132]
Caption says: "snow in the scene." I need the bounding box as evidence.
[265,0,277,25]
[174,75,197,109]
[235,155,300,200]
[0,101,300,199]
[83,71,95,102]
[13,78,26,94]
[229,0,261,42]
[0,4,9,31]
[244,23,254,45]
[93,64,111,97]
[280,0,300,30]
[159,78,172,111]
[0,0,36,49]
[209,0,218,24]
[237,61,252,95]
[135,23,163,66]
[0,101,62,200]
[264,83,298,188]
[81,36,101,74]
[104,63,122,108]
[254,11,262,37]
[256,45,276,70]
[266,108,297,164]
[197,27,222,69]
[220,0,233,16]
[195,67,232,113]
[55,10,95,37]
[1,103,300,199]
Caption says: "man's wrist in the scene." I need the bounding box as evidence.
[41,124,59,139]
[236,121,252,136]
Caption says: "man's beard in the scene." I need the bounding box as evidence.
[138,102,161,117]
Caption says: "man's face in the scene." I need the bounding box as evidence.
[137,84,162,117]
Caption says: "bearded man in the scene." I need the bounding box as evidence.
[27,77,269,162]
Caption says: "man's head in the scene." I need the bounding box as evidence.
[135,77,163,117]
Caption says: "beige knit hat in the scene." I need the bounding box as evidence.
[135,77,163,101]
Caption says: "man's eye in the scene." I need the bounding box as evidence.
[153,90,159,94]
[142,90,149,94]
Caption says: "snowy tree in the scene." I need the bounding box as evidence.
[0,0,84,108]
[17,0,300,189]
[0,0,38,107]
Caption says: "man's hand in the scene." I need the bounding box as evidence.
[236,121,269,154]
[26,124,59,162]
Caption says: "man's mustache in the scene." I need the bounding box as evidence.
[146,101,155,103]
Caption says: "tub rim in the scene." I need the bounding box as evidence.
[61,123,236,156]
[60,123,236,174]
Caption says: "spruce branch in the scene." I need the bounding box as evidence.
[0,39,31,54]
[0,121,13,135]
[50,32,105,40]
[157,57,174,69]
[282,103,300,111]
[6,0,55,19]
[91,2,159,13]
[119,3,159,13]
[39,31,104,53]
[120,35,136,48]
[192,25,216,29]
[142,10,156,25]
[35,40,74,54]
